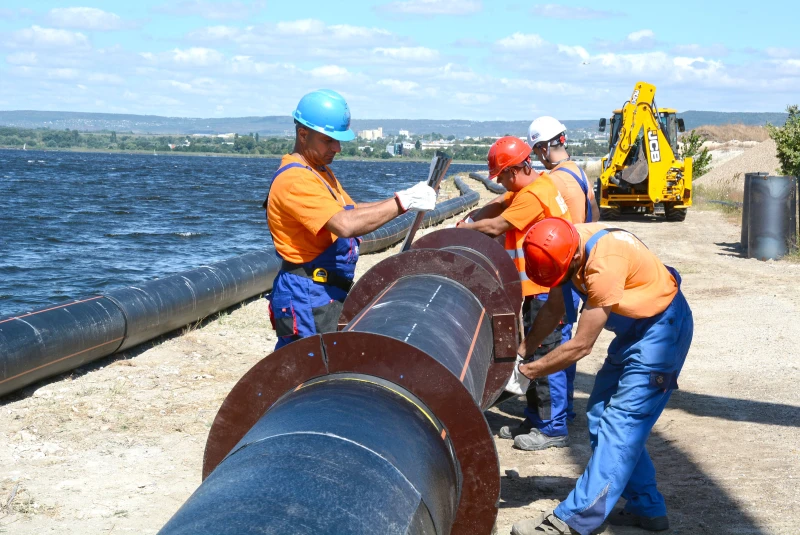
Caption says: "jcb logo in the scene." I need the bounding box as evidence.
[647,130,661,163]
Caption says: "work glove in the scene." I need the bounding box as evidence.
[395,181,437,212]
[504,354,531,395]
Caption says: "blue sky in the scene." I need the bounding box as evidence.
[0,1,797,121]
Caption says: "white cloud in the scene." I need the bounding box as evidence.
[672,44,729,57]
[310,65,351,79]
[532,4,621,19]
[496,32,545,50]
[6,52,38,65]
[377,79,420,95]
[172,47,224,66]
[8,26,90,50]
[46,7,126,31]
[377,0,482,15]
[627,29,655,42]
[558,45,590,61]
[275,19,326,35]
[47,68,80,80]
[454,92,494,105]
[87,73,125,85]
[154,0,266,21]
[373,47,439,61]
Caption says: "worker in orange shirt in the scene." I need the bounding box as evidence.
[265,89,436,349]
[509,219,693,535]
[528,116,601,424]
[456,136,573,451]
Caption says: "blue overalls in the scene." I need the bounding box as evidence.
[553,229,693,535]
[266,162,359,350]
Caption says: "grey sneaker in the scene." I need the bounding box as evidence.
[607,509,669,531]
[511,510,576,534]
[513,429,569,451]
[498,420,533,439]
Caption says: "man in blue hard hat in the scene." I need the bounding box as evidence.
[264,89,437,349]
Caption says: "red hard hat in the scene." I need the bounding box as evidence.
[487,136,531,179]
[523,218,581,287]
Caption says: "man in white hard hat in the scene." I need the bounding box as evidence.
[525,116,600,428]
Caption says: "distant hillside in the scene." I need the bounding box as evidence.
[0,109,788,137]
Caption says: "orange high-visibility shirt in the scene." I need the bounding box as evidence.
[572,223,678,318]
[546,161,596,224]
[266,154,356,264]
[502,174,571,296]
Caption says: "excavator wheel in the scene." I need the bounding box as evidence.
[600,206,621,221]
[664,203,688,222]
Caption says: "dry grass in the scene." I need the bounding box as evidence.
[690,124,770,143]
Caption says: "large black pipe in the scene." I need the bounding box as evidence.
[160,375,459,535]
[0,252,281,397]
[159,228,521,535]
[0,179,480,398]
[346,274,493,404]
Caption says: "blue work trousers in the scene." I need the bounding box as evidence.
[554,290,693,535]
[523,294,569,437]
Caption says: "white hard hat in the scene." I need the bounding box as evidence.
[527,116,567,147]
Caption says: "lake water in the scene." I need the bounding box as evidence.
[0,149,488,317]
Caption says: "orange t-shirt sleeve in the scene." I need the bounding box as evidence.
[585,254,627,308]
[502,191,544,230]
[281,179,345,236]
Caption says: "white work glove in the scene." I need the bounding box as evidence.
[395,181,437,212]
[504,354,531,395]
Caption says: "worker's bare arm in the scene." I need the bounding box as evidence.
[519,303,610,379]
[470,195,509,221]
[456,215,513,237]
[324,199,402,238]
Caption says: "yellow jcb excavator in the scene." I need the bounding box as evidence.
[597,81,692,221]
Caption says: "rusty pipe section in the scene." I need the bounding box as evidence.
[158,228,522,535]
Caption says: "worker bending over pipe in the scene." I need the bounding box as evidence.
[510,219,693,535]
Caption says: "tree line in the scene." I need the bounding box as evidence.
[0,126,608,162]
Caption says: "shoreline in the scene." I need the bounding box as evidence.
[0,146,491,165]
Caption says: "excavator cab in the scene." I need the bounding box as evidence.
[597,82,692,222]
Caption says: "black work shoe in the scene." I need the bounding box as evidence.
[607,509,669,531]
[513,429,569,451]
[498,420,532,440]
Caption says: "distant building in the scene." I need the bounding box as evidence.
[401,142,415,152]
[358,127,383,140]
[398,129,410,138]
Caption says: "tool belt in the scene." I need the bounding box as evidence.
[281,261,354,293]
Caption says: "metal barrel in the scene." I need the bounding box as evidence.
[160,228,522,535]
[747,175,798,260]
[741,171,768,251]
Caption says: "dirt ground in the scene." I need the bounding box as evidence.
[2,175,799,534]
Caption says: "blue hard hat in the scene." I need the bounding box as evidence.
[293,89,355,142]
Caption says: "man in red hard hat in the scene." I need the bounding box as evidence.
[457,136,573,451]
[509,219,693,535]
